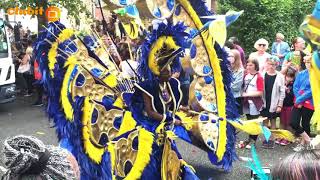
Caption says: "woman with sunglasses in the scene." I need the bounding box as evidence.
[249,38,271,73]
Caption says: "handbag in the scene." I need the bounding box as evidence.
[243,73,257,92]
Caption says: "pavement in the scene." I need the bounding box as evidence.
[0,95,297,179]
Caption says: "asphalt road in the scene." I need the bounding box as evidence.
[0,95,296,179]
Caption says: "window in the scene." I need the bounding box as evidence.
[0,20,9,58]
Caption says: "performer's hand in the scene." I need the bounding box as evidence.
[174,119,182,126]
[296,104,303,109]
[179,105,189,112]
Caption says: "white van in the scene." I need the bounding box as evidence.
[0,18,15,103]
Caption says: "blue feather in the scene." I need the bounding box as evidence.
[247,145,269,180]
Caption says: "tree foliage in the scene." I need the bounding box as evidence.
[218,0,315,53]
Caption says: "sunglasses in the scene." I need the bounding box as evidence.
[258,44,266,47]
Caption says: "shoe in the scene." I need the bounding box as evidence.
[293,144,305,152]
[24,93,32,97]
[262,140,269,149]
[280,139,289,146]
[239,140,252,149]
[245,143,252,149]
[268,140,275,149]
[32,102,43,107]
[275,139,281,145]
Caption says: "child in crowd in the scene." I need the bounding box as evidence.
[260,56,285,149]
[228,49,244,115]
[278,68,296,145]
[291,54,314,152]
[241,58,264,149]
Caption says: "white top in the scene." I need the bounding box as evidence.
[120,60,138,78]
[249,52,271,73]
[243,73,261,115]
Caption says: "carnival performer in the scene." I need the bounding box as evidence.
[132,66,182,131]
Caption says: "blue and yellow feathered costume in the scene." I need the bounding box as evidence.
[33,0,288,179]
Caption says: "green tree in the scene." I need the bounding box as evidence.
[218,0,314,53]
[0,0,89,31]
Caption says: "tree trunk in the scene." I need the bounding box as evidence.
[37,13,47,32]
[211,0,217,12]
[37,0,48,32]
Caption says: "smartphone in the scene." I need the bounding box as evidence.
[250,167,271,180]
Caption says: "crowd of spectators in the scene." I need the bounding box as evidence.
[227,33,314,151]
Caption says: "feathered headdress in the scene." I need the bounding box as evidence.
[138,22,190,80]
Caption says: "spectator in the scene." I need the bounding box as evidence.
[17,52,33,96]
[33,58,44,106]
[228,49,244,115]
[249,38,271,73]
[25,27,31,39]
[241,57,264,149]
[119,44,138,79]
[281,37,306,74]
[15,52,27,93]
[271,33,290,69]
[0,135,80,180]
[229,37,246,67]
[291,54,314,152]
[13,22,22,43]
[279,68,296,146]
[260,56,285,149]
[272,150,320,180]
[178,69,191,108]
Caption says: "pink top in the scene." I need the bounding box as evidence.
[249,52,271,73]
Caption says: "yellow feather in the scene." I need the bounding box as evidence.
[228,120,263,135]
[310,57,320,132]
[48,42,58,77]
[61,62,76,120]
[124,128,154,180]
[117,111,137,136]
[148,36,179,75]
[178,0,227,161]
[270,129,295,142]
[82,97,105,163]
[64,55,77,67]
[48,29,75,77]
[58,29,74,42]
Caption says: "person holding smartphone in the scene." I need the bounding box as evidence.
[281,37,307,74]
